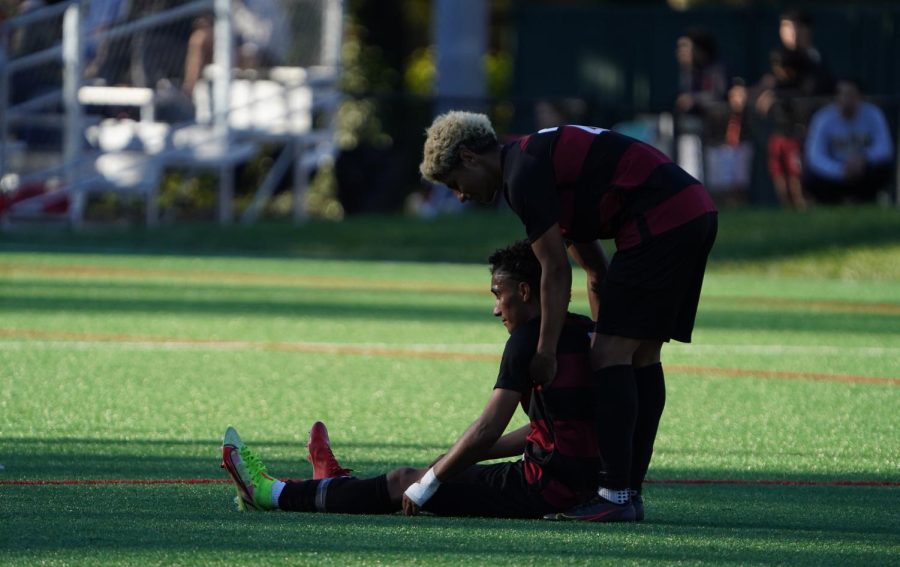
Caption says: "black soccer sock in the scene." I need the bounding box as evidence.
[277,475,395,514]
[594,364,638,490]
[630,362,666,494]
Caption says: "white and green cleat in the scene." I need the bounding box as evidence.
[221,426,277,511]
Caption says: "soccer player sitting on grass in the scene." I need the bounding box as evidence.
[420,112,718,521]
[222,240,606,519]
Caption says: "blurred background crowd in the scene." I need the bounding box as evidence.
[2,0,897,224]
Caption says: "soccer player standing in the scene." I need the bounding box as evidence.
[420,112,718,521]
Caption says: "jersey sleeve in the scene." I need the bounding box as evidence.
[494,326,538,394]
[506,151,560,242]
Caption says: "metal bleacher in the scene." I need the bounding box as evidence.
[0,0,343,228]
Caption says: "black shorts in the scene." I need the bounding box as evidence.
[596,212,718,343]
[422,461,555,519]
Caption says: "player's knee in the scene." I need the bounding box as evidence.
[593,335,641,367]
[633,341,663,367]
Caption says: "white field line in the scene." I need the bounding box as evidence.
[0,339,898,357]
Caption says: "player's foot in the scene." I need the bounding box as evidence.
[631,491,644,522]
[222,426,277,511]
[307,421,353,479]
[547,494,637,522]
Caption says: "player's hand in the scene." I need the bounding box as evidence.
[402,494,421,516]
[530,351,557,386]
[402,468,440,515]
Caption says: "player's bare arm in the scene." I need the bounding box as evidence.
[530,223,572,385]
[479,424,530,461]
[568,239,609,321]
[401,388,521,515]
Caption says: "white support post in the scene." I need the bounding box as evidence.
[213,0,233,224]
[321,0,344,69]
[62,2,85,228]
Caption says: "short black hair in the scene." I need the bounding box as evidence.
[488,240,541,291]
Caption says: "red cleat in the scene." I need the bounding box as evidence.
[307,421,353,480]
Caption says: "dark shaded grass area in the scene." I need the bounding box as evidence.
[2,206,898,264]
[3,283,898,334]
[2,482,898,565]
[3,437,897,485]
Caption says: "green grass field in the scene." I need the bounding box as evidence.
[1,208,899,565]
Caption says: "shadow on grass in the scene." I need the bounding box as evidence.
[696,308,900,335]
[2,284,897,334]
[1,207,898,266]
[3,480,898,564]
[0,437,448,481]
[3,435,899,563]
[0,293,490,324]
[4,436,897,485]
[711,206,900,263]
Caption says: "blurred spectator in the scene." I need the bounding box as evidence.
[804,79,895,205]
[128,0,195,90]
[746,8,838,209]
[757,49,809,210]
[183,0,289,95]
[703,78,753,204]
[673,28,727,182]
[83,0,131,84]
[182,14,213,95]
[778,7,834,95]
[674,28,727,118]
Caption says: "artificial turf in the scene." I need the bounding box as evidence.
[1,208,898,565]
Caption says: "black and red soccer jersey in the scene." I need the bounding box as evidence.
[494,313,600,509]
[501,125,717,250]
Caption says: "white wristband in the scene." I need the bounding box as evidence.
[403,468,441,507]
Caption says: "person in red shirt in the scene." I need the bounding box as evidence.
[420,112,718,521]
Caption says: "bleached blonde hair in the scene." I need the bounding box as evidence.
[419,111,497,183]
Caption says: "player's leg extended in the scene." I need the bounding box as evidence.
[279,466,423,513]
[278,474,401,514]
[221,426,280,511]
[223,425,402,514]
[282,428,415,514]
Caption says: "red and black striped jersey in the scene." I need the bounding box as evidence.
[494,313,600,509]
[501,125,717,250]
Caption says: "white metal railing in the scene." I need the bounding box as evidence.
[2,0,344,226]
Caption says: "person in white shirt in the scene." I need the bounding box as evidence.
[804,79,895,204]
